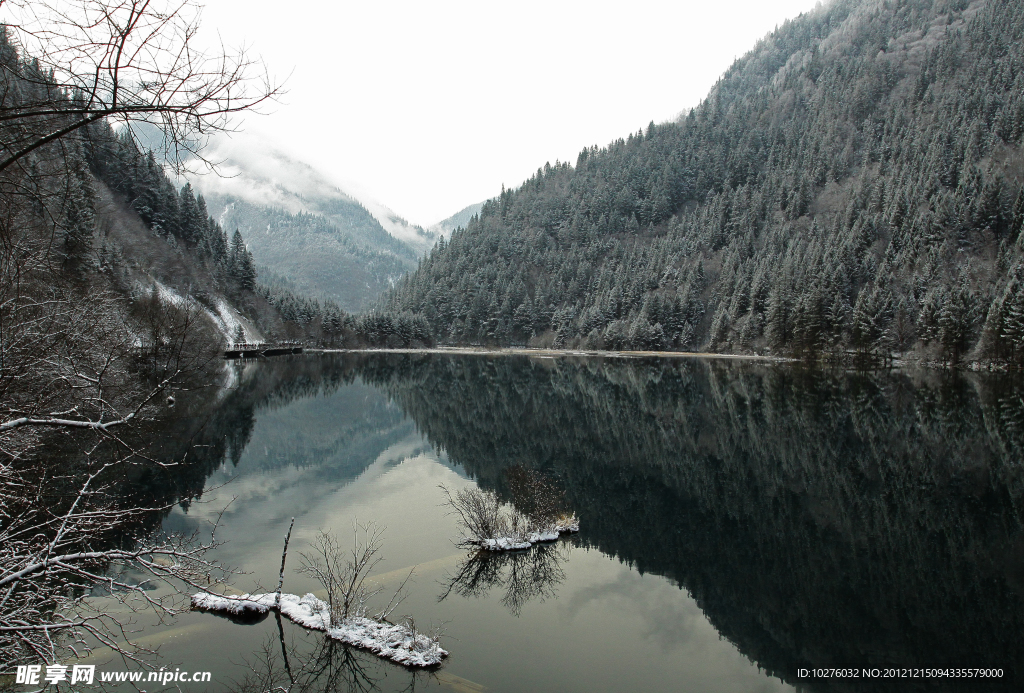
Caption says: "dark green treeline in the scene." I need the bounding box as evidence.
[385,0,1024,363]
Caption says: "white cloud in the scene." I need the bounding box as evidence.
[188,131,435,251]
[188,132,354,214]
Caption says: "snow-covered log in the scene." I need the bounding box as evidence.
[475,514,580,552]
[191,591,447,667]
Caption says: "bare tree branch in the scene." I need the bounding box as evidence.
[0,0,282,172]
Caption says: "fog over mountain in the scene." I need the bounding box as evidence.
[186,133,442,310]
[191,133,438,250]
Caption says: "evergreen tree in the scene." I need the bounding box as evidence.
[230,229,257,291]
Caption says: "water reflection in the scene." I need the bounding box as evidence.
[153,353,1024,692]
[350,354,1024,691]
[227,629,434,693]
[438,542,570,617]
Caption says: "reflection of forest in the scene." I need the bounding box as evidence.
[150,354,419,500]
[349,354,1024,692]
[142,354,407,528]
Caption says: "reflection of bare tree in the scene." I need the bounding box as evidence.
[439,541,569,617]
[230,629,435,693]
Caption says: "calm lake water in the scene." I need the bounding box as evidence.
[99,353,1024,692]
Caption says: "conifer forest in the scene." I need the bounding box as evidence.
[385,0,1024,364]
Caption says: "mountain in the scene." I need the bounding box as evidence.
[188,135,439,311]
[208,197,412,312]
[384,0,1024,364]
[428,202,485,238]
[0,19,418,377]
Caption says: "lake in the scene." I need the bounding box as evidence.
[98,353,1024,692]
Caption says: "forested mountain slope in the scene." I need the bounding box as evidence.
[86,125,265,333]
[385,0,1024,363]
[188,138,438,309]
[0,23,274,364]
[0,22,405,370]
[84,128,433,347]
[209,196,411,312]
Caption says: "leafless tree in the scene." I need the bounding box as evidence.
[0,258,231,670]
[297,523,414,628]
[0,250,228,667]
[0,120,226,681]
[438,485,531,547]
[0,0,279,673]
[0,0,281,173]
[0,440,235,668]
[440,472,572,548]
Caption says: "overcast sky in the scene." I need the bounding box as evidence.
[197,0,822,226]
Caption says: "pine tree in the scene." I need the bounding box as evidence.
[1012,187,1024,242]
[229,229,257,291]
[938,281,978,362]
[178,184,204,247]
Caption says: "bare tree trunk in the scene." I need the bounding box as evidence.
[275,517,295,609]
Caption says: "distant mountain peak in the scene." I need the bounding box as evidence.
[188,132,438,254]
[428,202,485,239]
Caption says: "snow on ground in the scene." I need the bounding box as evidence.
[191,592,447,668]
[479,537,534,551]
[476,515,580,552]
[210,298,262,343]
[153,279,188,308]
[138,279,262,344]
[191,591,270,617]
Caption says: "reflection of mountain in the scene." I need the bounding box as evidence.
[145,354,415,509]
[351,354,1024,692]
[236,376,415,478]
[191,355,424,475]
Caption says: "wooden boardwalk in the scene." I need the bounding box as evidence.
[224,342,304,359]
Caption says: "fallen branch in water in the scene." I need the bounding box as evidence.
[192,521,445,668]
[191,591,446,668]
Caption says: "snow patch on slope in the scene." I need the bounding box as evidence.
[210,298,261,344]
[143,279,262,344]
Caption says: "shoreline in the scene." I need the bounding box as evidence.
[303,347,1015,372]
[308,346,781,361]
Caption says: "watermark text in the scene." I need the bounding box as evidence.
[15,665,212,686]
